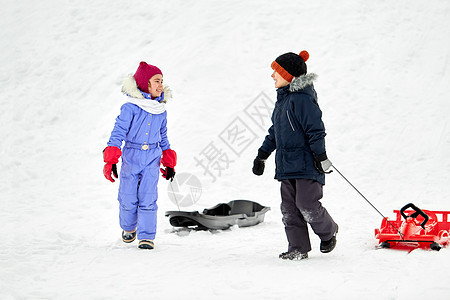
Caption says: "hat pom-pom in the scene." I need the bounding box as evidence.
[299,50,309,62]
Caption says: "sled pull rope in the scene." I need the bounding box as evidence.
[169,181,181,211]
[332,165,404,239]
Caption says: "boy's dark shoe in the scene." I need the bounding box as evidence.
[320,224,338,253]
[122,229,136,243]
[279,250,308,260]
[138,239,154,250]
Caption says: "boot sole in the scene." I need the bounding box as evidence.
[138,240,154,250]
[122,236,136,243]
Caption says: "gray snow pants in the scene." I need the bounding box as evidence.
[280,178,337,253]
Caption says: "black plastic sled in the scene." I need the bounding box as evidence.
[165,200,270,230]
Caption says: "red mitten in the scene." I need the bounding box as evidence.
[160,149,177,180]
[104,146,122,164]
[103,146,122,182]
[161,149,177,168]
[103,163,119,182]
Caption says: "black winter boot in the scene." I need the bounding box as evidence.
[122,229,136,243]
[320,224,338,253]
[279,250,308,260]
[138,239,154,250]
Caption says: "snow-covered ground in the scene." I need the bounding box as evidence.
[2,0,450,299]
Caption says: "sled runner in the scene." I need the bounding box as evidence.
[374,203,450,251]
[165,200,270,230]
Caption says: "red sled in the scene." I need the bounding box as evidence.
[374,203,450,251]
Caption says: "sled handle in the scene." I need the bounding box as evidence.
[400,203,429,229]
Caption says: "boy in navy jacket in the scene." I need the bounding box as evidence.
[253,51,338,260]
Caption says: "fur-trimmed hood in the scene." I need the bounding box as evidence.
[121,74,172,103]
[289,73,317,92]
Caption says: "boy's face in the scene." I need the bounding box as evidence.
[147,74,164,98]
[272,71,290,88]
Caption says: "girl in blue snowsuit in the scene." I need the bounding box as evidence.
[103,62,177,250]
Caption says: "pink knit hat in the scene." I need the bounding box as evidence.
[133,61,163,93]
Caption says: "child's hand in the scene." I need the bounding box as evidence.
[104,163,119,182]
[252,149,270,176]
[103,146,122,182]
[313,152,332,174]
[252,157,265,176]
[160,167,175,182]
[160,149,177,181]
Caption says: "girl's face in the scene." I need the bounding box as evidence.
[147,74,164,99]
[271,71,290,88]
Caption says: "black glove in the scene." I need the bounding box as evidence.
[111,164,118,178]
[252,149,270,176]
[314,152,332,174]
[161,167,176,181]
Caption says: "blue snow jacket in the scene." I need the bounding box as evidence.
[107,75,171,151]
[259,73,326,185]
[107,104,170,151]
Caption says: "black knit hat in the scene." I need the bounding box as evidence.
[271,50,309,82]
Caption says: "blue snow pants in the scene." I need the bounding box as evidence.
[118,145,162,240]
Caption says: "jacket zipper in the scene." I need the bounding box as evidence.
[286,110,295,131]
